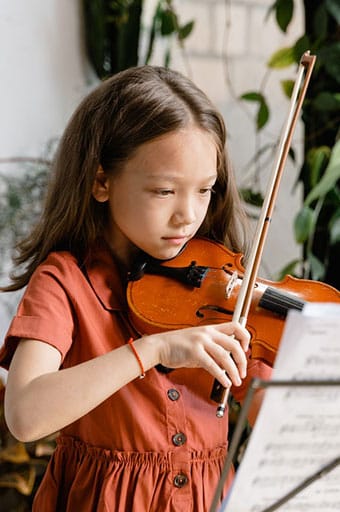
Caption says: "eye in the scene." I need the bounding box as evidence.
[199,187,215,195]
[154,189,174,196]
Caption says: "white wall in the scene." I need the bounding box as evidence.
[0,0,97,365]
[0,0,305,358]
[0,0,97,158]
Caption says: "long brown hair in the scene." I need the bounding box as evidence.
[3,65,249,292]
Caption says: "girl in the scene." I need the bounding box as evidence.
[0,65,271,511]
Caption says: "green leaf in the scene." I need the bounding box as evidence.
[277,259,301,280]
[305,140,340,205]
[318,43,340,84]
[294,206,314,243]
[240,188,264,207]
[178,20,194,41]
[240,92,263,102]
[313,3,328,39]
[306,146,331,188]
[308,251,326,281]
[329,212,340,244]
[281,79,294,98]
[325,0,340,24]
[240,92,269,130]
[288,146,296,163]
[293,35,310,63]
[313,92,340,112]
[160,8,177,36]
[257,99,269,130]
[275,0,294,32]
[267,47,295,68]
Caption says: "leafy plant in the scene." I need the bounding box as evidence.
[0,157,52,283]
[144,0,194,68]
[83,0,143,78]
[83,0,194,77]
[240,0,340,287]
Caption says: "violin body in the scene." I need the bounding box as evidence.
[127,238,340,367]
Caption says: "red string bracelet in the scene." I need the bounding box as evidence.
[128,338,146,379]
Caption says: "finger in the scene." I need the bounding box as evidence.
[212,331,248,379]
[228,337,248,379]
[206,342,243,386]
[218,322,251,351]
[199,350,233,389]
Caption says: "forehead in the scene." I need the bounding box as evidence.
[121,127,218,181]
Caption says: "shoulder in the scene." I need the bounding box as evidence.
[28,243,125,311]
[39,250,79,274]
[23,251,87,307]
[29,250,84,286]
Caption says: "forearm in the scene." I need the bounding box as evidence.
[5,337,158,442]
[6,321,251,442]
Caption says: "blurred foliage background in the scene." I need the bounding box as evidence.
[239,0,340,287]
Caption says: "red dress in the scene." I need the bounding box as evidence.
[0,240,271,511]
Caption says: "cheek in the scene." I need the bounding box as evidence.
[110,188,140,217]
[111,194,158,231]
[198,197,211,217]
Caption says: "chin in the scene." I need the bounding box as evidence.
[154,246,185,262]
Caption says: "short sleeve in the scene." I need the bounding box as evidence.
[0,253,76,369]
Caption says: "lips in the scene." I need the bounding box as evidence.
[162,235,189,243]
[163,236,187,240]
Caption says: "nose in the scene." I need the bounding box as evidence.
[171,195,197,226]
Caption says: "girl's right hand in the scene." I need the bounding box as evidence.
[148,321,250,388]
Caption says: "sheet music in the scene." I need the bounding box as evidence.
[221,303,340,512]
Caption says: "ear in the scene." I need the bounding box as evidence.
[92,166,110,202]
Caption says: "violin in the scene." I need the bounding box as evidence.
[127,237,340,369]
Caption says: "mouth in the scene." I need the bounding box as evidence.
[162,235,190,245]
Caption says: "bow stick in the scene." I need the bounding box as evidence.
[211,51,316,418]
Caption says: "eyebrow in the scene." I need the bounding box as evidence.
[145,173,217,182]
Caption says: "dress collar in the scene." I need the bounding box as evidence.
[83,239,127,312]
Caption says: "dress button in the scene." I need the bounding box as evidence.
[172,432,187,446]
[167,388,180,401]
[173,473,189,488]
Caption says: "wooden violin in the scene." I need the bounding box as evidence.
[127,237,340,368]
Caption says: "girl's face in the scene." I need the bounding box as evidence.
[93,126,217,265]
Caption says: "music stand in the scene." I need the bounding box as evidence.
[210,377,340,512]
